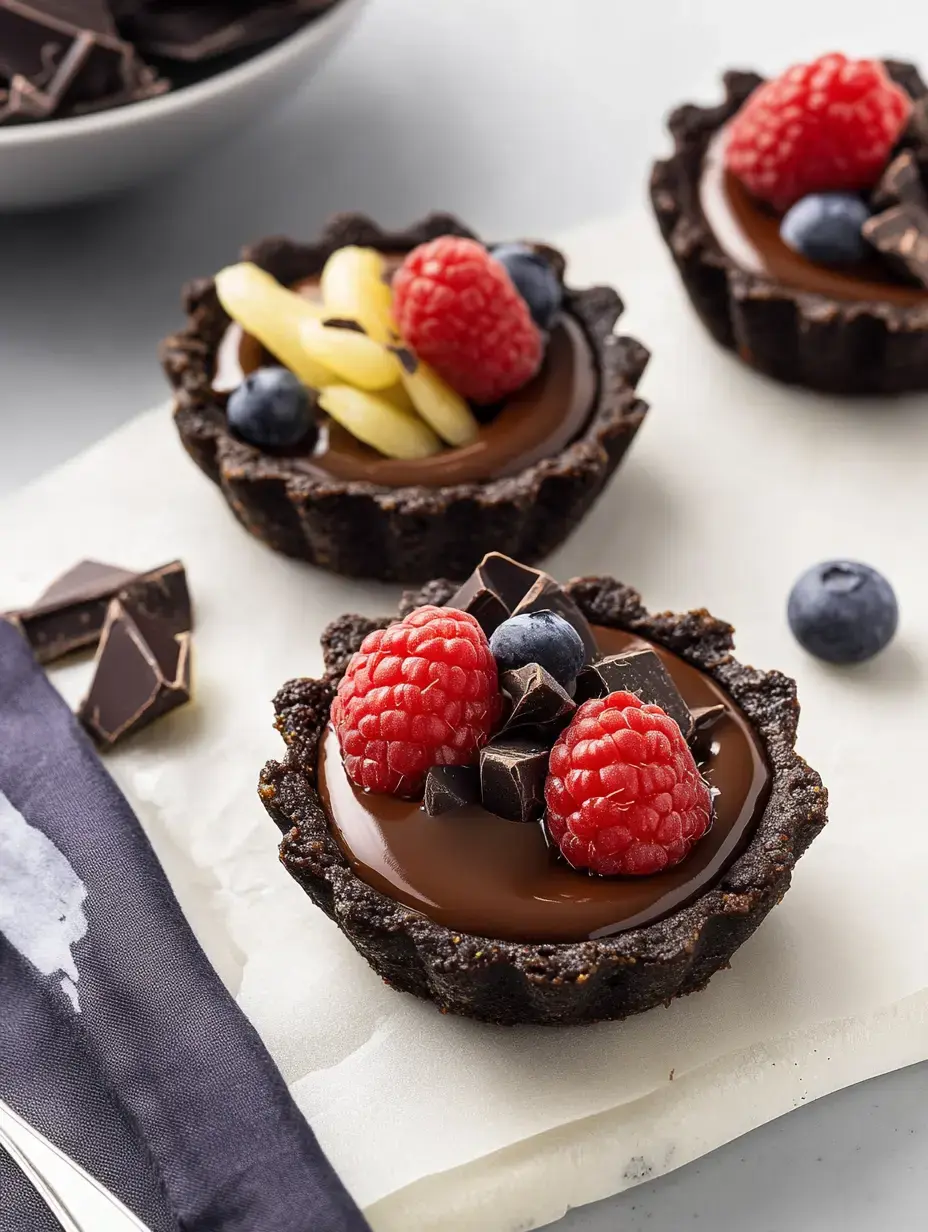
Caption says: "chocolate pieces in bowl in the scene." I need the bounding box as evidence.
[260,553,827,1027]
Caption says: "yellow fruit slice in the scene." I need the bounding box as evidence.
[379,382,418,413]
[318,386,442,460]
[320,246,395,343]
[300,319,401,391]
[215,263,333,388]
[398,357,480,447]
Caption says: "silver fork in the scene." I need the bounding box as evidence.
[0,1097,152,1231]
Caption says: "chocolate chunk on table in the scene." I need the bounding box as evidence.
[871,150,928,212]
[6,558,189,664]
[78,594,192,748]
[423,765,480,815]
[575,648,693,739]
[500,663,575,735]
[479,737,549,824]
[863,203,928,288]
[448,552,595,658]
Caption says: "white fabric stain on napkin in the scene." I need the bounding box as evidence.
[0,790,88,1011]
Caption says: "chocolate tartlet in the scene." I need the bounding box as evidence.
[259,561,827,1026]
[651,60,928,394]
[162,214,649,582]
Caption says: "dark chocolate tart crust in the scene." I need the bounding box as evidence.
[162,213,649,582]
[258,576,828,1027]
[650,62,928,394]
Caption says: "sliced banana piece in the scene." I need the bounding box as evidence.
[300,319,401,391]
[215,262,333,388]
[378,381,418,414]
[318,386,442,460]
[320,246,395,343]
[399,358,480,446]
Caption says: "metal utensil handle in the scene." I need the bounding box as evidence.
[0,1098,152,1231]
[0,1115,83,1231]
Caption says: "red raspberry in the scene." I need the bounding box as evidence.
[392,236,543,404]
[332,606,502,797]
[725,53,911,211]
[545,691,712,876]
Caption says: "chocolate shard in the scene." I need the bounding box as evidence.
[447,552,596,660]
[871,150,928,212]
[447,584,510,638]
[423,765,480,815]
[575,648,693,739]
[118,561,192,640]
[110,0,337,64]
[500,663,576,735]
[479,737,549,824]
[6,559,190,664]
[863,203,928,288]
[690,703,727,760]
[78,594,192,748]
[0,0,166,126]
[34,559,139,608]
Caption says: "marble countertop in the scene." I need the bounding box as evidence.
[2,1,926,1228]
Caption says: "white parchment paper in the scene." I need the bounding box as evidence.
[3,212,928,1232]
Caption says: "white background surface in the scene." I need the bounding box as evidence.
[3,2,928,1228]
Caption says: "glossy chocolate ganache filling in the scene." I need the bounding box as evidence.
[700,130,928,306]
[213,270,598,489]
[319,620,771,946]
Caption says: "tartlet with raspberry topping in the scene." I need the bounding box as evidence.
[651,55,928,393]
[161,214,648,582]
[259,554,827,1026]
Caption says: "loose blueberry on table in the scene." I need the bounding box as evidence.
[788,560,898,664]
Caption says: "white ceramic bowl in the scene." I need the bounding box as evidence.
[0,0,367,212]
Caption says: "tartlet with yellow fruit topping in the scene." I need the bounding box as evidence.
[161,213,649,582]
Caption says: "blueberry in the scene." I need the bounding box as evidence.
[489,611,585,687]
[227,367,315,448]
[491,243,563,330]
[787,561,898,664]
[780,193,871,266]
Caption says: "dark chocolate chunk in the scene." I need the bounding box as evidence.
[479,737,549,823]
[448,584,510,637]
[575,648,693,738]
[689,703,727,760]
[0,0,166,126]
[863,203,928,288]
[111,0,337,64]
[871,150,928,212]
[118,561,192,639]
[500,663,575,735]
[447,552,596,660]
[7,559,190,664]
[34,559,139,608]
[423,765,480,815]
[78,594,192,748]
[9,560,141,663]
